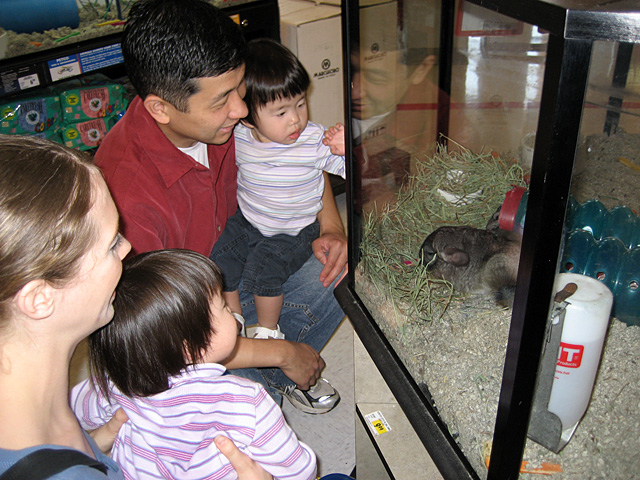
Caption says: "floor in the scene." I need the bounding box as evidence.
[281,317,357,477]
[280,192,357,478]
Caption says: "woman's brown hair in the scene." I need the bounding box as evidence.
[0,134,100,326]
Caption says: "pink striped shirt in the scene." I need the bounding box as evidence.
[70,364,316,480]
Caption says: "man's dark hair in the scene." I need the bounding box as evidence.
[242,38,310,127]
[89,249,224,399]
[123,0,247,111]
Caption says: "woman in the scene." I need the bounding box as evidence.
[0,134,131,478]
[0,134,274,479]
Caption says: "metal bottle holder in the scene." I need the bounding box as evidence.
[527,275,613,453]
[527,283,577,453]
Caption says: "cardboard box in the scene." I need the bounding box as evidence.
[296,0,386,6]
[279,2,344,128]
[278,0,316,17]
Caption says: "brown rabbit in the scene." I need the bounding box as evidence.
[420,225,522,307]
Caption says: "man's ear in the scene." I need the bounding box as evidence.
[409,54,437,86]
[14,279,55,320]
[143,94,173,125]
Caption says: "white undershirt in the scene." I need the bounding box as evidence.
[352,112,390,140]
[179,141,209,168]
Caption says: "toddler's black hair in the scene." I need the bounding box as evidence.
[242,38,310,127]
[89,249,224,398]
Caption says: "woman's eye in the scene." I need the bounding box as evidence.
[111,234,124,251]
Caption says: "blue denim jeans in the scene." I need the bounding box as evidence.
[211,209,320,296]
[228,254,345,404]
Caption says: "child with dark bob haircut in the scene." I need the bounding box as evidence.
[71,249,316,480]
[210,38,345,368]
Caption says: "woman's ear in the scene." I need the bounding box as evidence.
[14,279,55,320]
[143,95,172,125]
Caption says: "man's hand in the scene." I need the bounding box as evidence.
[215,436,273,480]
[89,408,128,454]
[279,341,326,390]
[222,337,324,390]
[312,232,348,288]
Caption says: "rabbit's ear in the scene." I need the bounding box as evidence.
[441,247,470,266]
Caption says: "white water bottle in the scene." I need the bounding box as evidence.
[546,273,613,447]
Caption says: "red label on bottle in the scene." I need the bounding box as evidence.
[557,342,584,368]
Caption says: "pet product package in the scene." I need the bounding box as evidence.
[62,113,122,151]
[60,84,126,123]
[0,95,62,134]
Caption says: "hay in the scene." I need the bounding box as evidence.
[359,144,526,322]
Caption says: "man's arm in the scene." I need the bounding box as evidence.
[314,173,348,287]
[222,337,325,390]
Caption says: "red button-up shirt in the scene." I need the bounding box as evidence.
[95,96,238,256]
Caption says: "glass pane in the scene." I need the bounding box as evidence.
[450,22,546,159]
[352,1,543,476]
[352,0,440,211]
[350,1,639,478]
[527,39,640,477]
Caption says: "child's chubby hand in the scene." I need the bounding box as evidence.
[322,123,345,156]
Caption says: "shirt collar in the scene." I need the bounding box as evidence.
[132,97,210,187]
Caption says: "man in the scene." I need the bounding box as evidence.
[94,0,347,414]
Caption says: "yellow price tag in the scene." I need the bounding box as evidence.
[364,411,392,436]
[371,419,388,434]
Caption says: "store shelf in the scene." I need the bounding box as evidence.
[0,0,279,100]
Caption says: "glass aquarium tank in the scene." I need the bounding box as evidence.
[0,0,129,61]
[335,0,640,479]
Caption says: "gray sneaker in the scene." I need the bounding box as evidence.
[281,378,341,414]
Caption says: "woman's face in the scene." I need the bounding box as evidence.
[57,176,131,336]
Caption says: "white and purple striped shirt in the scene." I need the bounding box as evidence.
[70,364,316,480]
[234,122,346,237]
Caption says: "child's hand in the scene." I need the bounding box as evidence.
[322,123,345,156]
